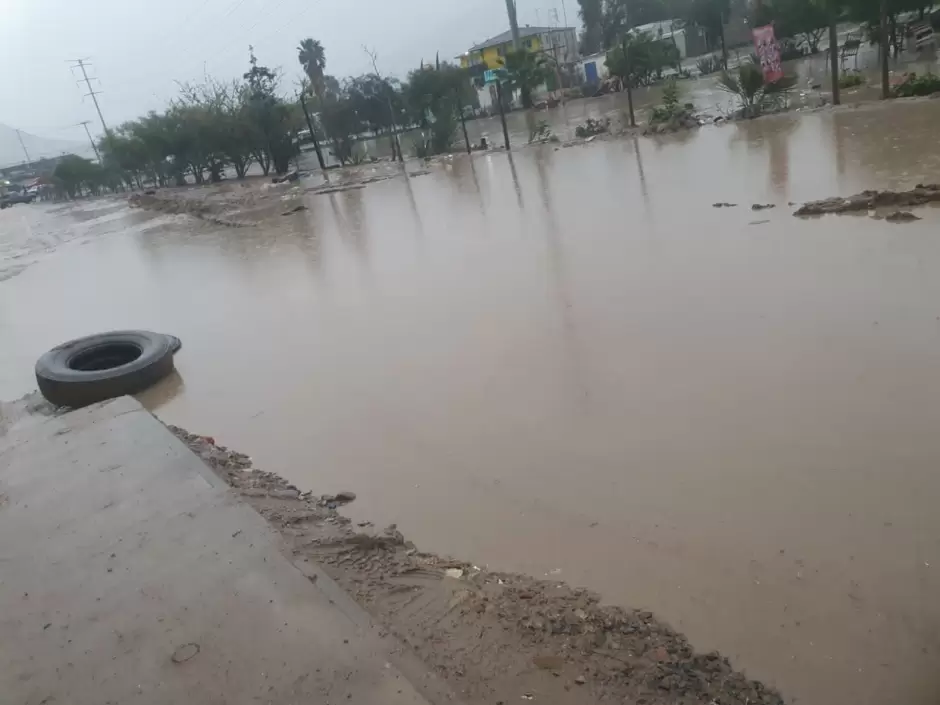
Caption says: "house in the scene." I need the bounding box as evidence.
[459,26,578,70]
[577,52,611,85]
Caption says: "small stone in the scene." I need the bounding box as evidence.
[334,491,356,503]
[575,675,586,685]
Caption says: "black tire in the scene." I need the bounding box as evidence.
[35,330,180,408]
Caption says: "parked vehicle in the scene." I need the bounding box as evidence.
[0,191,34,209]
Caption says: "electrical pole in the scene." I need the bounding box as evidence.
[69,59,109,136]
[78,121,102,162]
[879,0,890,98]
[14,130,32,168]
[505,0,521,49]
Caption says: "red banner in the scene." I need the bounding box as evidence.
[752,25,783,83]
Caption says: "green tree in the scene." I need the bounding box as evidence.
[686,0,731,66]
[498,50,550,108]
[606,31,680,86]
[578,0,604,53]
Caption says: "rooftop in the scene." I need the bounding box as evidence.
[468,25,574,52]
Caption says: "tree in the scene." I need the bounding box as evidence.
[578,0,604,53]
[686,0,731,66]
[499,50,550,108]
[606,31,680,86]
[243,47,300,174]
[404,62,475,155]
[298,38,327,98]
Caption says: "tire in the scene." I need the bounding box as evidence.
[35,330,181,408]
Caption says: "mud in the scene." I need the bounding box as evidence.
[794,183,940,216]
[170,424,783,705]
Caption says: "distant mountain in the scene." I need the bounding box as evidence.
[0,123,93,169]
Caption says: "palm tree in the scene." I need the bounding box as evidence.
[717,63,797,118]
[297,38,326,98]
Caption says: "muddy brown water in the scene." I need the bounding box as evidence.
[4,100,940,705]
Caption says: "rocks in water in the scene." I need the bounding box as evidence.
[795,184,940,216]
[335,491,357,503]
[712,202,737,208]
[281,204,307,216]
[751,203,775,210]
[885,210,921,223]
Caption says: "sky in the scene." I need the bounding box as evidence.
[0,0,576,144]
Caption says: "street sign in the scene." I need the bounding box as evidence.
[484,68,509,84]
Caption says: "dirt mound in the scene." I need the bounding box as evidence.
[169,424,785,705]
[128,192,251,227]
[794,183,940,216]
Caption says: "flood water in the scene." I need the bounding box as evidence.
[4,100,940,705]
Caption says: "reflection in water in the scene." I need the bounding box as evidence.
[136,369,185,412]
[506,151,524,209]
[6,100,940,705]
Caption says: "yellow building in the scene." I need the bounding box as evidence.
[459,26,578,69]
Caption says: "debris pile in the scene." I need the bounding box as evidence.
[168,424,785,705]
[794,184,940,216]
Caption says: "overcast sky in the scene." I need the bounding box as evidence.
[0,0,574,142]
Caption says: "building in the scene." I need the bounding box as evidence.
[459,26,578,70]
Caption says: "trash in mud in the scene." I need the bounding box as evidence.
[795,184,940,216]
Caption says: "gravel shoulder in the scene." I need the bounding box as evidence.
[170,424,786,705]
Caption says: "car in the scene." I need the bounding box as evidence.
[0,191,34,209]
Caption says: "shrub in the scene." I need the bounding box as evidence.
[717,63,798,118]
[528,120,554,143]
[696,55,723,75]
[839,72,865,89]
[575,117,610,138]
[893,72,940,97]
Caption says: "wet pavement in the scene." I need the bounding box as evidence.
[4,98,940,705]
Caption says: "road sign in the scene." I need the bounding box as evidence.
[484,68,509,84]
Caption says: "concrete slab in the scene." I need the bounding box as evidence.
[0,397,438,705]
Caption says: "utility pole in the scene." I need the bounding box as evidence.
[14,130,32,168]
[496,80,511,150]
[505,0,521,49]
[879,0,890,99]
[78,121,102,162]
[298,90,326,170]
[69,59,109,136]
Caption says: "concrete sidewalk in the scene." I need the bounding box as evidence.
[0,397,442,705]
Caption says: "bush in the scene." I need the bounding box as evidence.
[648,79,698,132]
[528,120,554,143]
[839,72,864,89]
[696,55,723,75]
[575,117,610,138]
[893,72,940,97]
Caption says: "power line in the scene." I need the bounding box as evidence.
[68,59,110,136]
